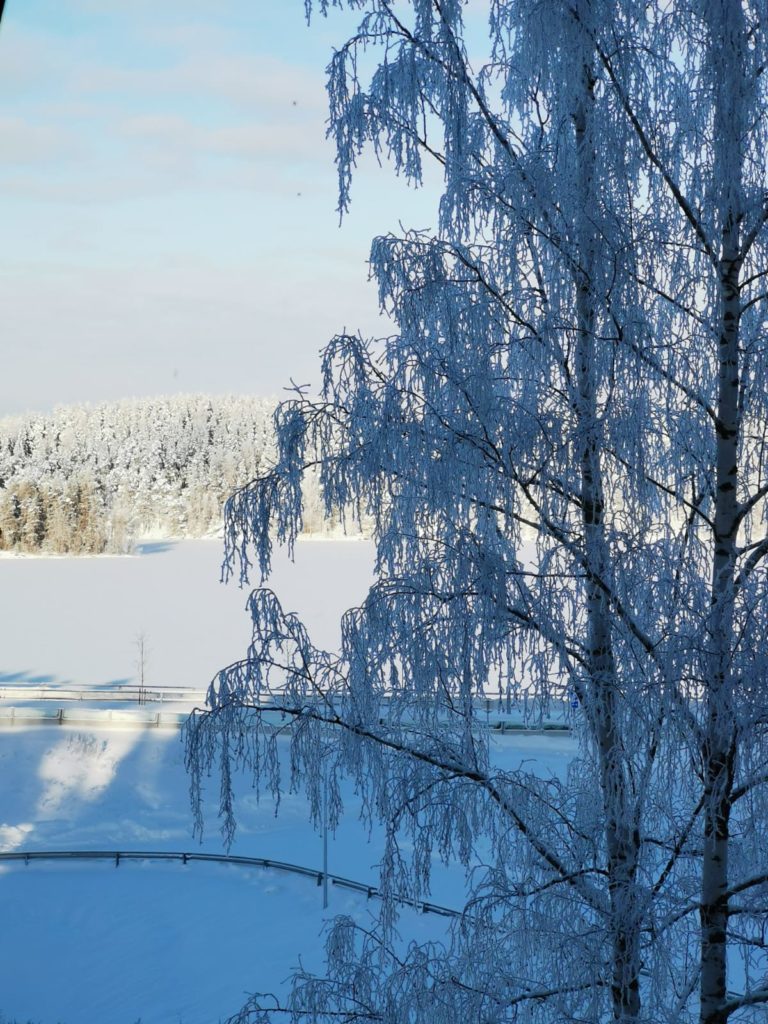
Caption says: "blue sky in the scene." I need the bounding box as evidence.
[0,1,443,415]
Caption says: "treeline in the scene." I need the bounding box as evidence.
[0,395,295,554]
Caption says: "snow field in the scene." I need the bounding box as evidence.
[0,539,376,693]
[0,723,574,1024]
[0,540,576,1023]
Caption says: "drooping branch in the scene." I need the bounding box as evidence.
[593,39,716,266]
[195,696,608,916]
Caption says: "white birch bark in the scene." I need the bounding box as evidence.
[700,5,747,1021]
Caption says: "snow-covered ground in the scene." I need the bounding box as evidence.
[0,538,375,692]
[0,725,449,1024]
[0,540,576,1024]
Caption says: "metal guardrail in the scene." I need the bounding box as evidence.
[0,700,571,735]
[0,684,207,705]
[491,720,569,733]
[0,706,188,729]
[0,704,570,734]
[0,849,460,919]
[0,682,572,737]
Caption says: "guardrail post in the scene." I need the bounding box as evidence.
[115,852,120,867]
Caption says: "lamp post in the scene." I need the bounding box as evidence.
[322,761,329,910]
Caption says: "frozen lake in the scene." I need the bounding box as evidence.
[0,538,376,692]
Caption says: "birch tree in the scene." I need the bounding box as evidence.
[186,3,768,1021]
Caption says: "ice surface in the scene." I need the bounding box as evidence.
[0,538,375,691]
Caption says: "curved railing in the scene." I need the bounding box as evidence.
[0,848,460,918]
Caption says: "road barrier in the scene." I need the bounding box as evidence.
[0,704,570,734]
[0,706,188,729]
[0,684,206,705]
[0,848,460,918]
[0,700,571,734]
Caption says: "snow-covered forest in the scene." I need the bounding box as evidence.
[0,395,358,553]
[0,395,282,553]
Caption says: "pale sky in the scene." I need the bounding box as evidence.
[0,1,443,416]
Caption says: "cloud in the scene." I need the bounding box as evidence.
[0,253,389,415]
[0,117,77,166]
[70,0,231,13]
[120,111,332,165]
[0,28,331,199]
[73,51,326,118]
[0,26,69,96]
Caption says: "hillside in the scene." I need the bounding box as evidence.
[0,395,278,554]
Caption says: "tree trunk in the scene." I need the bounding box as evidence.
[700,227,740,1024]
[699,4,747,1019]
[573,67,642,1022]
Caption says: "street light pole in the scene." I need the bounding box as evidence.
[322,766,329,910]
